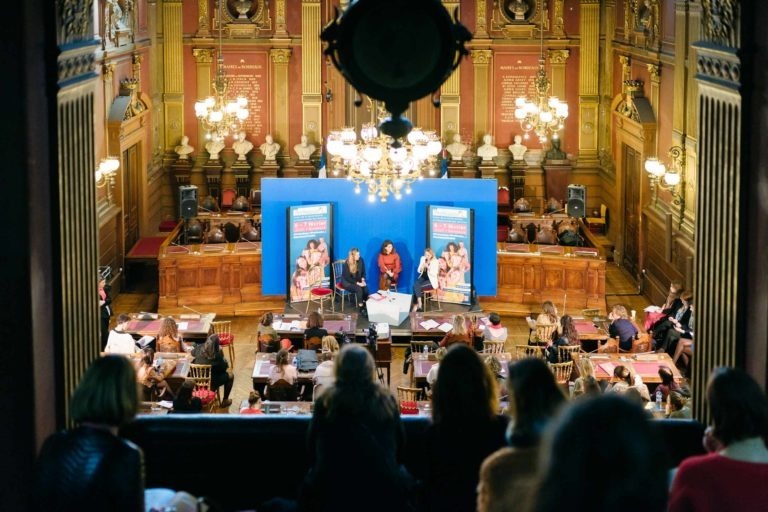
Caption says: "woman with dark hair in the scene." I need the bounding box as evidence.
[33,355,144,511]
[529,395,668,512]
[656,366,680,400]
[192,334,234,407]
[424,344,508,512]
[98,276,113,350]
[669,367,768,511]
[653,291,693,353]
[478,358,566,512]
[377,239,402,291]
[483,312,508,342]
[607,364,650,402]
[341,247,369,313]
[545,314,580,363]
[171,378,202,413]
[156,317,182,353]
[298,345,413,512]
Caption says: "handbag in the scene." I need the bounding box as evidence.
[296,348,319,372]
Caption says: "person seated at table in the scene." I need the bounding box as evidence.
[545,314,580,363]
[156,317,183,353]
[256,312,279,353]
[192,334,233,408]
[304,311,328,350]
[658,295,694,355]
[669,367,768,511]
[439,314,472,348]
[656,366,681,401]
[672,331,694,371]
[321,334,340,354]
[652,290,692,351]
[412,247,440,312]
[606,364,650,403]
[484,355,508,401]
[667,390,691,419]
[645,280,684,331]
[240,391,264,415]
[607,304,638,351]
[136,348,174,401]
[341,247,369,315]
[269,348,298,386]
[477,357,566,512]
[104,313,139,354]
[313,351,337,399]
[483,312,508,343]
[426,346,447,391]
[422,344,508,512]
[572,357,604,397]
[526,300,563,343]
[298,345,414,512]
[377,239,402,291]
[171,378,202,414]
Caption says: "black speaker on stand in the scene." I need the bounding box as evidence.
[566,184,586,217]
[179,185,198,245]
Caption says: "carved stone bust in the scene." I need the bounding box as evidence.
[477,134,498,161]
[205,138,225,161]
[260,134,280,161]
[294,134,316,161]
[509,135,528,161]
[445,134,468,161]
[232,131,254,161]
[174,135,194,160]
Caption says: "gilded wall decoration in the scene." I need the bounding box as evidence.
[491,0,546,38]
[219,0,272,38]
[120,78,147,119]
[56,0,92,46]
[701,0,738,48]
[103,0,136,49]
[625,0,660,51]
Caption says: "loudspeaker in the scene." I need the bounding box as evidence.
[566,184,586,218]
[179,185,198,219]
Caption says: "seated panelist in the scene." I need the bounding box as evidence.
[412,248,440,312]
[341,248,369,314]
[377,239,402,291]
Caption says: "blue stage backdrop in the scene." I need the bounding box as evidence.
[261,178,497,298]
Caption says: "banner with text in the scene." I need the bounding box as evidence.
[427,205,473,305]
[288,204,333,303]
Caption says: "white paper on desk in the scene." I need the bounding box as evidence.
[644,305,663,313]
[272,321,281,329]
[158,400,174,409]
[177,322,189,330]
[479,316,490,325]
[289,320,302,331]
[369,293,384,301]
[420,319,440,330]
[437,322,453,333]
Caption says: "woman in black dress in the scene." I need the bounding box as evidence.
[341,247,369,313]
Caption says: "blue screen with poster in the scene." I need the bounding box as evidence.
[261,178,497,298]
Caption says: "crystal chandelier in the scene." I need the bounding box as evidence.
[194,0,249,142]
[514,11,568,143]
[326,118,442,203]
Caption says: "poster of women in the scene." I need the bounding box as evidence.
[427,205,473,305]
[288,204,333,302]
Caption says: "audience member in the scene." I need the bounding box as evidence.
[105,313,139,354]
[657,366,681,401]
[156,317,182,353]
[304,311,328,350]
[280,338,294,352]
[478,358,566,512]
[484,354,508,401]
[669,367,768,511]
[98,275,113,350]
[33,355,144,512]
[545,314,579,363]
[529,395,668,512]
[572,357,603,397]
[192,334,234,408]
[320,334,339,354]
[645,280,684,331]
[313,351,336,397]
[667,390,691,419]
[298,345,414,512]
[606,364,650,403]
[439,314,472,348]
[377,239,402,291]
[608,304,638,351]
[653,291,692,352]
[136,348,174,401]
[257,312,279,353]
[426,347,447,388]
[269,348,298,386]
[423,344,508,512]
[240,391,263,415]
[171,378,202,414]
[527,301,563,342]
[483,312,508,342]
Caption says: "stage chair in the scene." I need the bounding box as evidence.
[597,337,619,353]
[332,260,354,311]
[548,361,574,385]
[211,320,235,366]
[515,344,545,360]
[397,386,422,402]
[531,323,559,345]
[422,285,441,312]
[482,340,506,354]
[268,379,299,401]
[556,344,582,363]
[188,363,219,411]
[306,279,334,315]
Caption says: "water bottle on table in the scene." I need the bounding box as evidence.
[655,388,663,411]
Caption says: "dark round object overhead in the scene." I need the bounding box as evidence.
[321,0,471,138]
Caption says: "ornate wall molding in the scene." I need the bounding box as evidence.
[56,0,92,46]
[270,47,292,64]
[192,48,215,64]
[58,47,97,86]
[701,0,738,48]
[695,48,741,87]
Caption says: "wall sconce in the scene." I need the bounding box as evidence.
[95,157,120,204]
[644,140,686,229]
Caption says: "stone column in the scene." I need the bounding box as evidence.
[475,0,488,38]
[547,49,570,101]
[192,48,214,150]
[578,0,601,164]
[301,0,322,143]
[195,0,210,38]
[271,48,293,148]
[162,0,185,151]
[472,49,492,141]
[275,0,288,37]
[440,1,461,140]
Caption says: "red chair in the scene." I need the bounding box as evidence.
[221,188,237,209]
[497,186,512,214]
[306,280,334,314]
[212,321,235,366]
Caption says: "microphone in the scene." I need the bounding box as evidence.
[197,205,219,215]
[238,236,261,249]
[182,304,205,316]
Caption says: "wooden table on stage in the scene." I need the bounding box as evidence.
[125,313,215,342]
[412,352,511,385]
[272,313,357,346]
[572,353,682,384]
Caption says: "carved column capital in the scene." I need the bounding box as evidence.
[270,48,292,64]
[647,63,660,83]
[548,49,570,64]
[102,62,116,82]
[192,48,215,64]
[471,49,492,65]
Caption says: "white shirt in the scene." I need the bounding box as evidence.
[268,364,298,385]
[313,361,335,389]
[104,330,138,354]
[426,362,440,386]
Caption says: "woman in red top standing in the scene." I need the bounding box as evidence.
[377,240,402,291]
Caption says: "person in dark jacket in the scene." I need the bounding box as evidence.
[33,355,144,512]
[341,247,369,313]
[98,276,113,350]
[192,334,234,407]
[171,378,203,413]
[608,304,638,351]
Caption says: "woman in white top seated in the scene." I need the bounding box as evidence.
[313,336,340,397]
[269,348,298,385]
[104,314,139,354]
[426,347,447,387]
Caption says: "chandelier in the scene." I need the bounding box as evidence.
[194,0,249,141]
[326,122,442,202]
[514,10,568,143]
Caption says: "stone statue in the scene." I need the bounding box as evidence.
[445,134,468,161]
[545,137,567,161]
[294,133,316,161]
[477,133,498,161]
[174,135,194,161]
[509,135,528,161]
[509,0,530,21]
[205,138,225,161]
[231,131,254,161]
[260,134,280,161]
